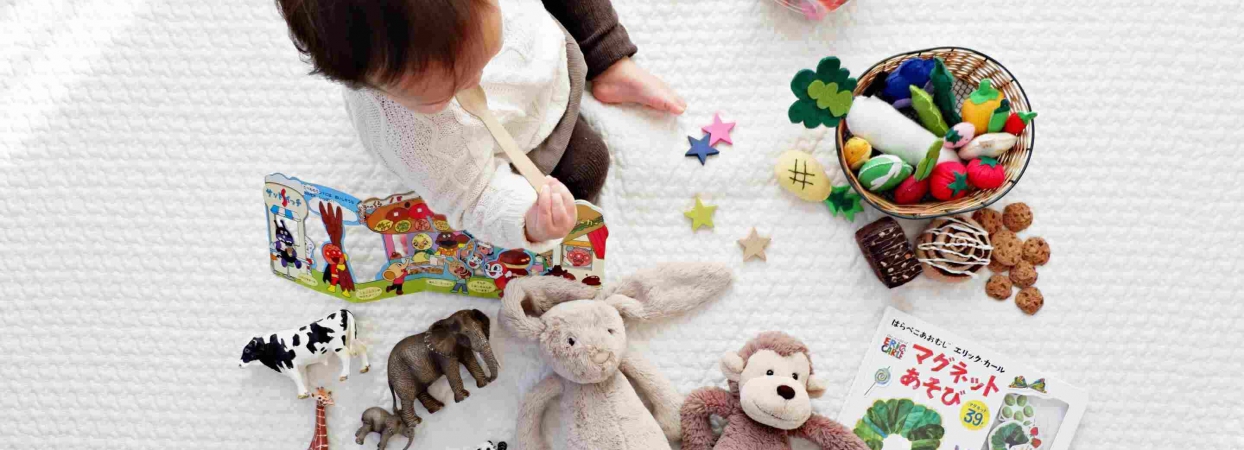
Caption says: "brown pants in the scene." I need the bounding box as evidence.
[539,0,635,203]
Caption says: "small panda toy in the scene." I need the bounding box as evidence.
[475,441,507,450]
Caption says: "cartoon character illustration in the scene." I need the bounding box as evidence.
[531,255,548,274]
[485,262,505,280]
[477,243,494,257]
[466,252,485,275]
[492,249,531,295]
[383,253,413,296]
[436,232,466,257]
[447,258,472,294]
[565,247,591,267]
[272,219,303,269]
[409,232,437,265]
[319,203,356,297]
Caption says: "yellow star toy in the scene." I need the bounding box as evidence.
[738,228,770,262]
[684,196,717,231]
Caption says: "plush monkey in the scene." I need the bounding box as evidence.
[681,332,869,450]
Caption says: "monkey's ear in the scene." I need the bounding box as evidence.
[720,351,745,381]
[806,375,826,399]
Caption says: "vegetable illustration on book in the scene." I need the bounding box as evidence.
[264,174,608,302]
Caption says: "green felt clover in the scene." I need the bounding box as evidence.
[789,56,858,129]
[825,184,865,222]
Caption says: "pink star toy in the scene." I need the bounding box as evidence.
[701,113,736,146]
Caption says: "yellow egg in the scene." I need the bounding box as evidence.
[844,137,873,170]
[775,150,832,202]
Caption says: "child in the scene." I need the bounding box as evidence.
[275,0,684,251]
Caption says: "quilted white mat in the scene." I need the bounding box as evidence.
[3,0,1243,449]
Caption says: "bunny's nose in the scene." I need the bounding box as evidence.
[777,385,796,400]
[592,351,611,364]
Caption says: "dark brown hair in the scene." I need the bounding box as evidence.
[274,0,492,89]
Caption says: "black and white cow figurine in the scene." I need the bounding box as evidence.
[238,309,370,398]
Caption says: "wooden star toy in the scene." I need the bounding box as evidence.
[684,196,717,231]
[701,112,736,146]
[738,228,770,262]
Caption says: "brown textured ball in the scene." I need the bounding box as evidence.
[1015,287,1044,315]
[1009,261,1039,288]
[972,208,1005,235]
[991,230,1022,266]
[988,258,1011,273]
[1023,237,1051,265]
[986,275,1013,300]
[1003,203,1033,232]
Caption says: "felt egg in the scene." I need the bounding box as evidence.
[843,137,873,170]
[883,58,936,103]
[967,157,1007,189]
[1003,111,1039,135]
[929,161,970,201]
[775,150,832,202]
[944,122,976,149]
[858,155,913,192]
[961,79,1004,135]
[846,96,942,167]
[959,133,1018,160]
[893,175,929,205]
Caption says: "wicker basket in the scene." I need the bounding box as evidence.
[836,47,1034,220]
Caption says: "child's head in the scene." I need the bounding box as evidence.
[276,0,503,113]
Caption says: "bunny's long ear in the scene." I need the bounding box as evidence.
[499,276,597,341]
[602,263,733,322]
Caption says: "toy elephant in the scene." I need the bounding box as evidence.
[387,309,498,427]
[355,407,414,450]
[500,263,733,450]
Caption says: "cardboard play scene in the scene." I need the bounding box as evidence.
[264,174,608,302]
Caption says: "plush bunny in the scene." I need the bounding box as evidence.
[499,263,733,450]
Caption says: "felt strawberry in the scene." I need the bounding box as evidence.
[1032,438,1043,448]
[893,175,929,205]
[967,157,1006,189]
[929,161,970,201]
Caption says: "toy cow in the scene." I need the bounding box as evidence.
[238,309,370,398]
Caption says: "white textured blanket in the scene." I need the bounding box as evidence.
[3,0,1242,449]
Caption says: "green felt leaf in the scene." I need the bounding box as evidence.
[1018,111,1039,123]
[807,81,853,116]
[929,58,962,124]
[791,69,817,100]
[915,140,943,181]
[988,99,1012,133]
[979,156,1000,168]
[788,99,820,129]
[910,85,949,135]
[949,172,970,196]
[969,78,1001,105]
[990,423,1029,450]
[815,56,848,82]
[825,185,865,222]
[945,128,961,143]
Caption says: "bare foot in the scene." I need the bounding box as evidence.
[591,57,687,115]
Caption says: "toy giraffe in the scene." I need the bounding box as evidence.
[308,387,334,450]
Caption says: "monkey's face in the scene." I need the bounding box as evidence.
[735,349,814,430]
[537,300,627,384]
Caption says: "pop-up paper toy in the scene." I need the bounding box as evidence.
[264,174,608,302]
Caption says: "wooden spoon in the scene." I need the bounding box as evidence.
[456,85,548,191]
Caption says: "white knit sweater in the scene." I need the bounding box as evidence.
[344,0,569,252]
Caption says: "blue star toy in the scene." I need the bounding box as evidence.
[684,134,719,165]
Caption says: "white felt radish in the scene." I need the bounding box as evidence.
[846,96,943,167]
[958,133,1018,159]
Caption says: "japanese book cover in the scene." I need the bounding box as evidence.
[264,174,608,302]
[838,308,1087,450]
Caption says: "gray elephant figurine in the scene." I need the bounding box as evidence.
[355,407,414,450]
[387,309,499,427]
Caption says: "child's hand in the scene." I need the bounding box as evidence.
[524,176,578,243]
[591,57,687,115]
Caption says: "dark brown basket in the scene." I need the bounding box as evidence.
[836,47,1034,220]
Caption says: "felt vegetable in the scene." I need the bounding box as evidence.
[910,85,948,136]
[776,150,832,201]
[883,58,936,103]
[1004,111,1039,135]
[858,155,913,192]
[929,161,970,201]
[914,143,941,181]
[959,133,1018,159]
[825,184,864,221]
[944,122,976,149]
[893,175,929,205]
[967,157,1006,189]
[846,96,943,166]
[852,398,945,450]
[929,58,961,124]
[789,56,858,129]
[843,137,873,170]
[987,99,1012,133]
[961,79,1004,135]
